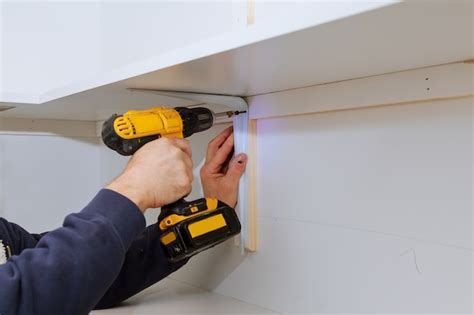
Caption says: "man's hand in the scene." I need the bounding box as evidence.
[200,127,248,208]
[107,138,193,212]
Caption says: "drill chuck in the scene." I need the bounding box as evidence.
[175,107,213,137]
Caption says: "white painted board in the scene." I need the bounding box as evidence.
[0,2,102,98]
[2,1,472,121]
[1,1,391,104]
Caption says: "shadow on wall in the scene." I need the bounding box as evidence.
[170,237,248,291]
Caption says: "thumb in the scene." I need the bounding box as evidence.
[226,153,248,183]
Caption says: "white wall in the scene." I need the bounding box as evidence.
[171,98,473,313]
[0,100,469,313]
[0,134,102,232]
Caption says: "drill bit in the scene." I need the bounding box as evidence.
[212,110,247,120]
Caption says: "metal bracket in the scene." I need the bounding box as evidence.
[129,89,253,253]
[128,89,248,112]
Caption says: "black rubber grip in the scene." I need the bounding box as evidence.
[101,115,159,156]
[175,107,214,138]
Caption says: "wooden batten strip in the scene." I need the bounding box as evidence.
[0,118,98,138]
[247,0,255,25]
[248,62,473,120]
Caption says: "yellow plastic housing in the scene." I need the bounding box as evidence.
[113,107,184,140]
[161,231,177,245]
[188,214,227,238]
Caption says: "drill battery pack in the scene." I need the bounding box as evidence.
[158,198,241,262]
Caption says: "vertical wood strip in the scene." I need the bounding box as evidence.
[247,0,255,25]
[246,119,258,251]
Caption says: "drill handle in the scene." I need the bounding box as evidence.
[158,197,220,230]
[158,198,188,222]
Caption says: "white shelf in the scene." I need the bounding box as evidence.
[0,1,472,121]
[90,278,276,314]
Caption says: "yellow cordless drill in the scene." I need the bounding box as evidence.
[102,107,244,262]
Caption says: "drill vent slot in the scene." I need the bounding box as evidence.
[115,117,133,136]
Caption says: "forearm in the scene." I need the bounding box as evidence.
[0,189,145,315]
[95,224,189,309]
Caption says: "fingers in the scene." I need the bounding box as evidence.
[182,152,193,174]
[220,147,234,174]
[226,153,248,184]
[206,126,233,161]
[171,138,192,158]
[159,138,193,177]
[207,132,235,172]
[173,139,194,177]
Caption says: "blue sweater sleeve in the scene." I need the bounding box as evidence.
[0,219,44,256]
[0,189,145,315]
[94,224,189,309]
[0,193,189,311]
